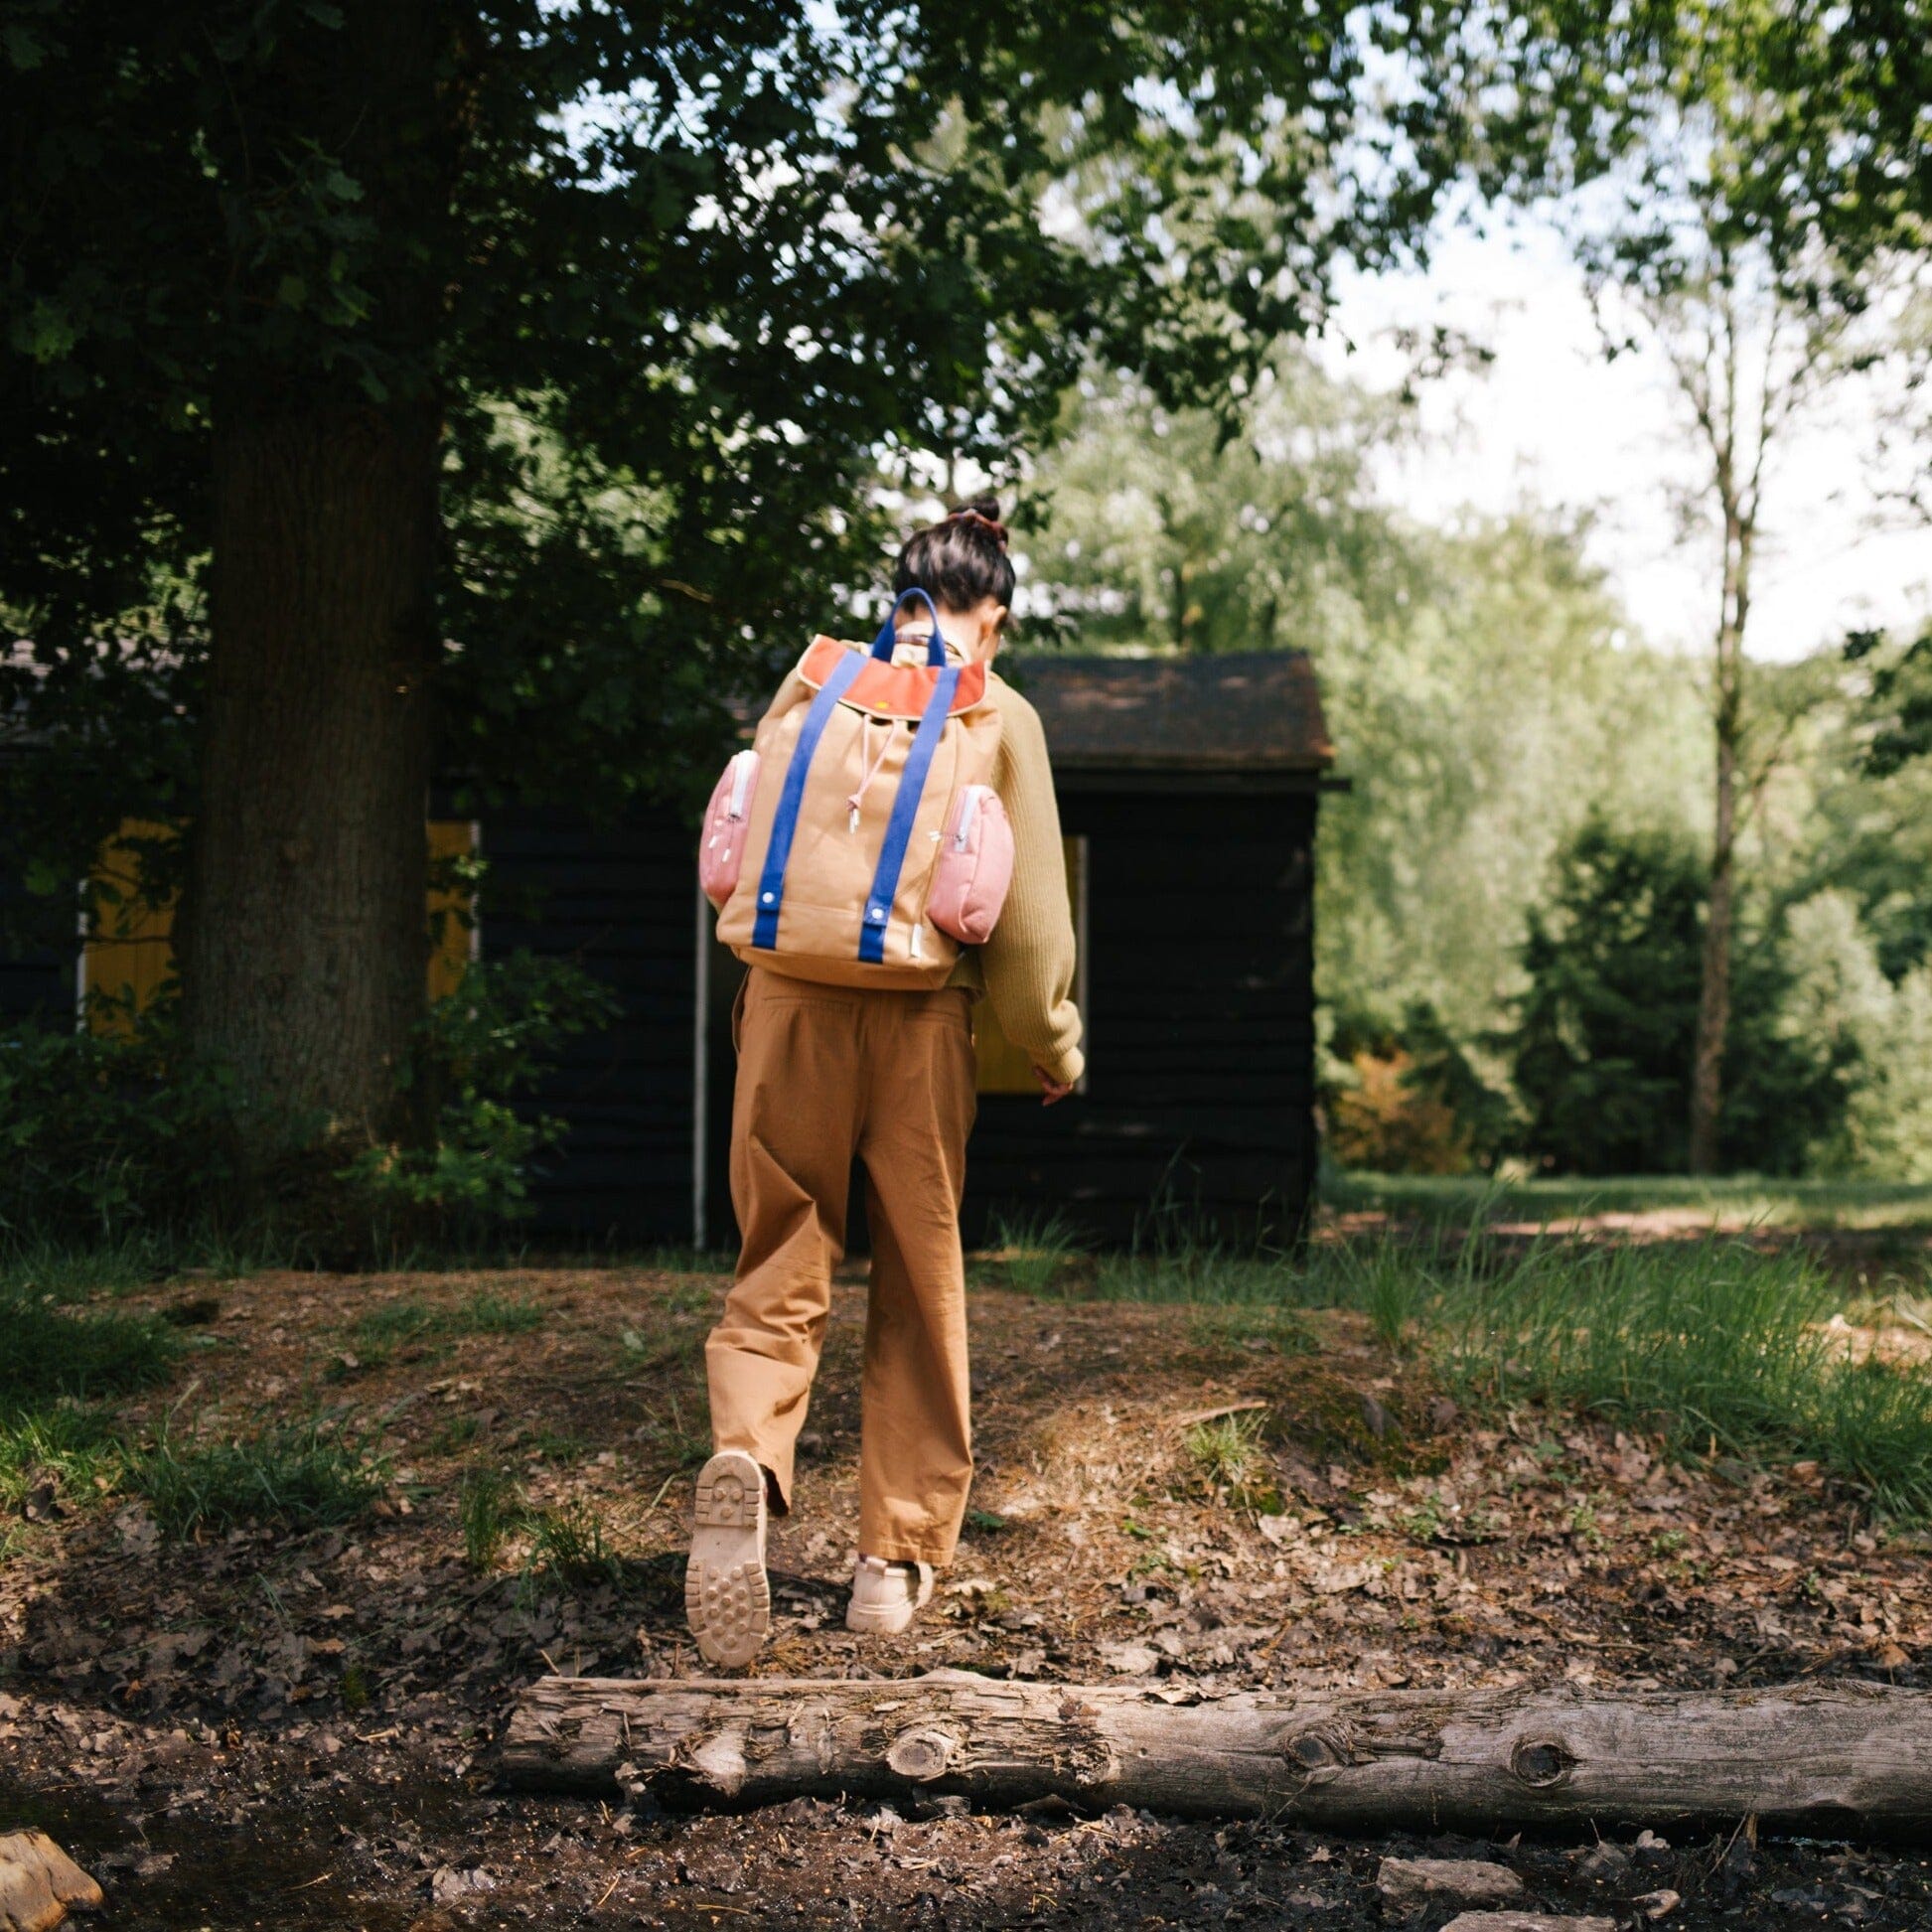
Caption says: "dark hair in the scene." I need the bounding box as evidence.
[893,499,1016,611]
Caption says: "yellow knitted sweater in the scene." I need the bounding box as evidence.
[946,671,1086,1087]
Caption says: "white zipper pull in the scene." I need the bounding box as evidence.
[848,803,861,834]
[956,785,983,851]
[910,922,924,962]
[727,749,756,819]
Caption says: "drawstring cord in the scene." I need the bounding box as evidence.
[846,715,894,831]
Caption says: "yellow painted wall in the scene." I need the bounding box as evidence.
[82,819,478,1033]
[81,820,178,1036]
[426,819,478,1003]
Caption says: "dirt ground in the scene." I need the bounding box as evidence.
[6,1254,1932,1929]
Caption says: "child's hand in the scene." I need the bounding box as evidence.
[1032,1065,1074,1107]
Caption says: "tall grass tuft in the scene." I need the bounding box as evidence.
[1182,1411,1278,1510]
[986,1209,1085,1297]
[125,1412,388,1536]
[520,1499,624,1597]
[458,1460,528,1570]
[0,1287,180,1407]
[1435,1234,1932,1518]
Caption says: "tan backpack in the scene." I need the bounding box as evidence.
[701,590,1011,990]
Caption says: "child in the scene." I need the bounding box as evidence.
[686,502,1084,1665]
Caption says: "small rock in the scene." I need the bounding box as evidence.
[1439,1916,1615,1932]
[428,1865,496,1905]
[0,1830,105,1927]
[1098,1642,1160,1676]
[1377,1858,1524,1909]
[1633,1889,1682,1921]
[1573,1842,1632,1881]
[113,1507,158,1557]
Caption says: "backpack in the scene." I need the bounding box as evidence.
[700,589,1015,990]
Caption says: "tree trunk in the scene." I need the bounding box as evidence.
[501,1673,1932,1837]
[1686,727,1734,1174]
[179,403,439,1147]
[1688,513,1750,1175]
[175,0,462,1154]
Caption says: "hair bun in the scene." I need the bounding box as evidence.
[947,501,1008,549]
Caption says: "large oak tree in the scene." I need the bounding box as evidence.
[2,0,1650,1151]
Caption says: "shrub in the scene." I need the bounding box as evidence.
[1503,816,1841,1174]
[0,1022,246,1245]
[339,953,619,1241]
[1327,1048,1473,1175]
[0,952,616,1255]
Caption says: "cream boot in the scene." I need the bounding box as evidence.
[845,1555,936,1636]
[685,1450,770,1667]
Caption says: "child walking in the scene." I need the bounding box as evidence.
[686,502,1084,1666]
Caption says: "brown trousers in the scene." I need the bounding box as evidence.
[705,967,977,1564]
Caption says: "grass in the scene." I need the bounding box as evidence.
[629,1395,711,1471]
[520,1499,624,1597]
[0,1286,180,1408]
[1426,1233,1932,1518]
[343,1286,546,1366]
[983,1207,1932,1523]
[0,1234,172,1304]
[1325,1170,1932,1234]
[0,1404,122,1512]
[458,1460,528,1570]
[984,1209,1086,1296]
[124,1412,389,1536]
[1181,1411,1278,1511]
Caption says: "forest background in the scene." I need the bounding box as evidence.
[1023,353,1932,1183]
[2,1,1928,1247]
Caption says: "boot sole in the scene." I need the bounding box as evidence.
[685,1451,770,1669]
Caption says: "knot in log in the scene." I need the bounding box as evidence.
[1286,1721,1361,1786]
[886,1726,960,1781]
[1509,1735,1578,1789]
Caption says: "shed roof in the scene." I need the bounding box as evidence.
[1013,651,1333,773]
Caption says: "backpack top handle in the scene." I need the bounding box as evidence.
[869,588,949,667]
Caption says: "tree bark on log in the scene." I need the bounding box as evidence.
[501,1672,1932,1836]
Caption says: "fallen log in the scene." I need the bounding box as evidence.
[0,1832,103,1932]
[500,1671,1932,1836]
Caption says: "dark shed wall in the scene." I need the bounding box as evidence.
[965,786,1319,1248]
[0,873,70,1022]
[483,804,696,1245]
[698,786,1320,1252]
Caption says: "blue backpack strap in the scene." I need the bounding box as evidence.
[752,650,866,951]
[870,589,948,666]
[858,664,960,964]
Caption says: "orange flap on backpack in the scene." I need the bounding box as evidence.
[799,636,989,720]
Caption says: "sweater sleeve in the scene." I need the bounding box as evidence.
[979,681,1086,1087]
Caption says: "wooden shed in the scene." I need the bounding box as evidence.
[488,649,1336,1250]
[1,651,1336,1249]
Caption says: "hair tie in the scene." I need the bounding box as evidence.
[948,507,1009,550]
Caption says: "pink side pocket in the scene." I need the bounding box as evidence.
[698,749,761,909]
[929,785,1014,944]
